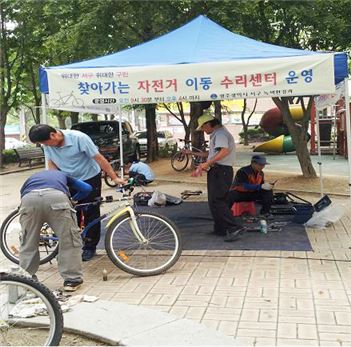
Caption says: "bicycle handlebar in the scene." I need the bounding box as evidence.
[75,178,138,209]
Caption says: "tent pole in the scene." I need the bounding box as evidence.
[332,105,337,160]
[41,93,47,124]
[118,105,124,180]
[315,110,324,197]
[344,77,351,198]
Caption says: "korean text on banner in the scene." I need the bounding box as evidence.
[47,53,335,111]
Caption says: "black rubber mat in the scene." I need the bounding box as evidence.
[132,201,313,251]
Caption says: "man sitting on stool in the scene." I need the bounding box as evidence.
[227,155,273,216]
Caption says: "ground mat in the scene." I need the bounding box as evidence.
[99,202,312,251]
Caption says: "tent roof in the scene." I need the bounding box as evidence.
[40,15,348,92]
[57,15,320,68]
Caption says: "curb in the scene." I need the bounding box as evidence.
[32,300,239,346]
[0,165,44,176]
[155,178,350,198]
[1,168,348,198]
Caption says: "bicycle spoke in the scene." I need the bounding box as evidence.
[0,274,63,346]
[106,212,181,276]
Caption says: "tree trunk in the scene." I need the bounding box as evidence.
[70,112,79,125]
[145,104,158,162]
[273,97,317,178]
[214,101,222,122]
[242,124,249,146]
[241,99,249,146]
[0,104,9,168]
[189,102,204,150]
[56,111,66,129]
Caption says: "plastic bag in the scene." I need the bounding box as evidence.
[304,203,346,229]
[148,191,166,207]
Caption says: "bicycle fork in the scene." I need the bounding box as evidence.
[106,206,147,244]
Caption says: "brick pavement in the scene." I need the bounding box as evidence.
[1,168,350,346]
[29,205,351,346]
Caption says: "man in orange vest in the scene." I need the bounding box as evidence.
[227,155,273,216]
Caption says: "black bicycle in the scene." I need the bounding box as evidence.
[0,271,63,346]
[171,139,209,172]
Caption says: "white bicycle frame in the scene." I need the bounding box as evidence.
[104,198,147,244]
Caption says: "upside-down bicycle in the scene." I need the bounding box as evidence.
[171,139,209,172]
[0,271,63,346]
[0,180,182,277]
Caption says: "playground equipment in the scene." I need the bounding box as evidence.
[254,105,307,153]
[310,103,348,158]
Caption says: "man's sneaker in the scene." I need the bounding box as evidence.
[224,227,245,242]
[82,249,96,262]
[63,278,83,292]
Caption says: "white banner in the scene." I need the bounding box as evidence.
[314,80,345,110]
[46,53,335,111]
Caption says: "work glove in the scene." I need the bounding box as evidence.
[261,183,273,191]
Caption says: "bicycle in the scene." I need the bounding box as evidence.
[50,91,84,108]
[171,139,209,172]
[0,180,182,277]
[0,270,63,346]
[102,158,121,187]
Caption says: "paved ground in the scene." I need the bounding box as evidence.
[1,163,351,346]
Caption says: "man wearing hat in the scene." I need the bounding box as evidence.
[196,111,243,241]
[227,155,273,215]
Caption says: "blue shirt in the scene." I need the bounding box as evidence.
[43,130,100,180]
[129,161,155,181]
[20,170,92,200]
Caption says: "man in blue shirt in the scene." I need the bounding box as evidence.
[125,155,155,185]
[28,124,127,261]
[20,170,92,291]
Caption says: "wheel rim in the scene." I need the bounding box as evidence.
[0,279,59,346]
[1,212,58,264]
[171,153,188,171]
[107,214,179,274]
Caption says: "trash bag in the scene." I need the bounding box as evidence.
[305,202,346,229]
[148,191,166,207]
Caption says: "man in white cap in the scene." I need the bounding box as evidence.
[195,111,243,241]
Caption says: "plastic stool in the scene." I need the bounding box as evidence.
[231,201,256,217]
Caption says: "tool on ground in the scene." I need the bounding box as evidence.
[181,190,203,200]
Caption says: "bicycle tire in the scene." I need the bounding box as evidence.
[0,272,63,346]
[171,151,189,171]
[104,161,121,187]
[0,209,59,265]
[105,211,182,276]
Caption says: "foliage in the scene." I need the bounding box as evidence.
[158,143,178,158]
[1,0,351,167]
[238,128,271,143]
[2,149,17,164]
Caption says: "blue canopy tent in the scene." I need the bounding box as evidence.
[39,15,350,195]
[39,15,348,93]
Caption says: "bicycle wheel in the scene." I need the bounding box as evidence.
[0,210,59,265]
[104,161,120,187]
[0,272,63,346]
[105,211,182,276]
[171,151,189,171]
